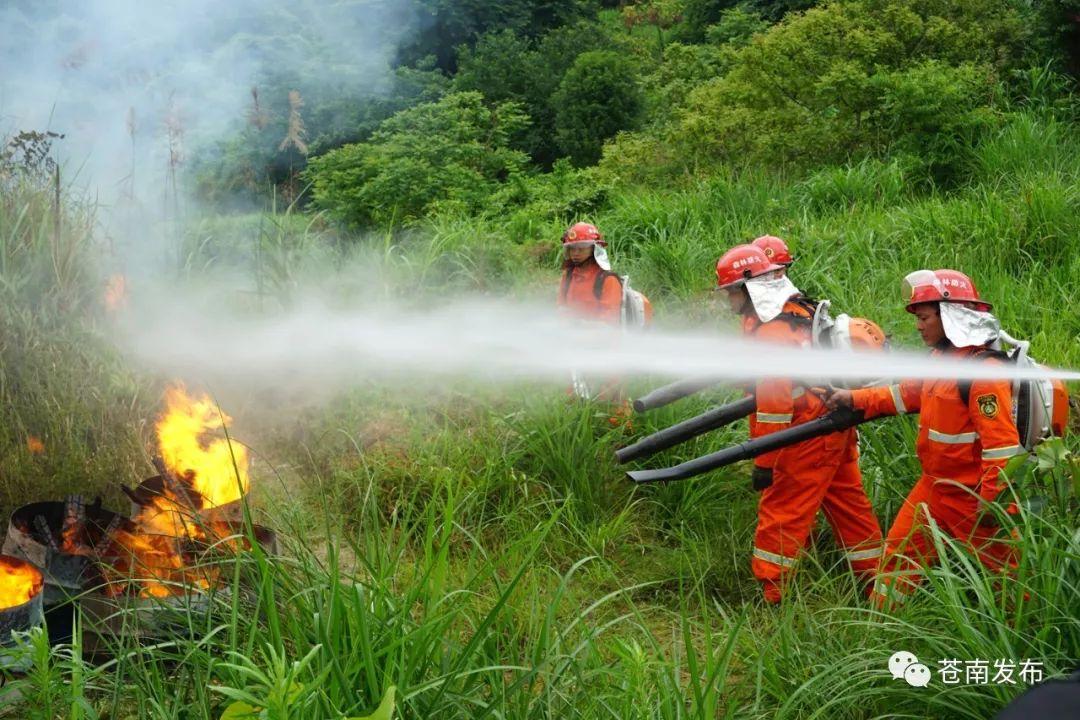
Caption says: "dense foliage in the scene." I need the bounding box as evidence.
[288,0,1079,229]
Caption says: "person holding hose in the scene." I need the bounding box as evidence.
[824,269,1024,607]
[716,243,883,603]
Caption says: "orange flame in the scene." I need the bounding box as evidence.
[90,386,252,599]
[156,385,249,507]
[104,273,128,312]
[26,436,45,455]
[0,556,42,609]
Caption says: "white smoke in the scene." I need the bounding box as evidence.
[0,0,416,269]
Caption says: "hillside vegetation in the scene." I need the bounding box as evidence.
[2,1,1079,718]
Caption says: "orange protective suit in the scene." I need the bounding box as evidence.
[851,345,1023,606]
[558,259,624,402]
[557,259,623,322]
[747,300,883,602]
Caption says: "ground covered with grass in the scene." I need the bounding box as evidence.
[2,108,1079,718]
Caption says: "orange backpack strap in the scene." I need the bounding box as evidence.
[775,295,817,331]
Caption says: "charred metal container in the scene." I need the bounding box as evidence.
[2,498,125,644]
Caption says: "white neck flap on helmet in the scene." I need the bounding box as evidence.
[592,243,611,271]
[745,274,800,323]
[940,302,1000,348]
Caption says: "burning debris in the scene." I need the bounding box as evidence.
[0,556,43,611]
[0,555,45,668]
[25,436,45,455]
[1,385,275,650]
[96,385,255,598]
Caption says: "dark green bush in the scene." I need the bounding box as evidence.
[305,92,530,227]
[660,0,1032,178]
[554,50,644,166]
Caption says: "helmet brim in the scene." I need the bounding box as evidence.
[716,262,784,289]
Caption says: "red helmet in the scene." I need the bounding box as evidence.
[752,235,793,265]
[902,269,991,312]
[562,222,605,246]
[716,245,783,289]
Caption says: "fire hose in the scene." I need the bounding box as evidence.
[615,396,756,464]
[626,407,872,484]
[631,377,723,413]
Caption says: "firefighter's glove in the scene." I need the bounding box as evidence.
[751,467,774,492]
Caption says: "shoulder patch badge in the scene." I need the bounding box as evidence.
[976,393,999,419]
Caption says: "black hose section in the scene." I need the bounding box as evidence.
[615,396,756,464]
[631,377,724,413]
[627,408,870,483]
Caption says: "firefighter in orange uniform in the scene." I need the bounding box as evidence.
[826,269,1023,607]
[557,222,625,404]
[557,222,623,324]
[716,244,883,603]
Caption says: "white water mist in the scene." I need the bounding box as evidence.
[118,295,1080,394]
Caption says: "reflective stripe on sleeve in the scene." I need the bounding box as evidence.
[981,445,1025,461]
[889,384,907,414]
[928,429,978,444]
[753,547,797,568]
[756,412,793,424]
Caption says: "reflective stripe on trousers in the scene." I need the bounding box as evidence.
[871,579,909,604]
[844,545,883,562]
[756,412,793,423]
[753,546,797,568]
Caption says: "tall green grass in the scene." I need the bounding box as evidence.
[1,110,1077,718]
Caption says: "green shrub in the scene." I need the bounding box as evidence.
[305,92,530,227]
[667,0,1031,177]
[453,23,608,167]
[553,50,644,166]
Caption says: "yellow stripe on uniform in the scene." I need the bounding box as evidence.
[756,412,793,424]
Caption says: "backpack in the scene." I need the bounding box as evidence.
[772,296,889,389]
[773,296,884,352]
[592,271,653,329]
[958,331,1070,451]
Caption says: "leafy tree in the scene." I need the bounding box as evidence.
[453,22,608,165]
[668,0,1032,178]
[397,0,600,70]
[553,50,643,165]
[676,0,814,41]
[304,92,530,227]
[621,0,684,59]
[192,63,449,208]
